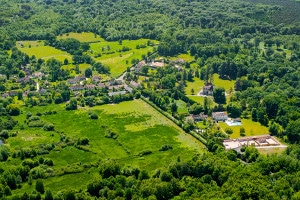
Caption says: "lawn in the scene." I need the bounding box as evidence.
[257,147,287,155]
[17,44,72,63]
[218,118,269,139]
[213,74,235,93]
[176,100,189,114]
[170,53,195,63]
[185,77,205,95]
[57,32,104,43]
[90,39,157,77]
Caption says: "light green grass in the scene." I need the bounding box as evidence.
[57,32,104,43]
[257,147,287,155]
[213,74,235,93]
[16,40,44,48]
[8,100,204,194]
[185,77,205,95]
[90,39,157,77]
[219,119,269,139]
[170,53,194,63]
[176,100,189,114]
[17,45,72,63]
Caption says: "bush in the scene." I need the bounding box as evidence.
[0,130,9,139]
[43,158,54,166]
[159,145,173,151]
[28,120,45,127]
[6,104,21,116]
[90,113,98,119]
[28,116,40,122]
[139,150,152,156]
[43,124,54,131]
[105,130,118,139]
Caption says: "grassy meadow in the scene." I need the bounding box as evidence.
[17,41,72,63]
[185,77,205,95]
[7,100,204,193]
[57,32,103,43]
[90,39,157,77]
[218,118,269,139]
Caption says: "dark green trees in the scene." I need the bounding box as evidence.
[213,87,226,105]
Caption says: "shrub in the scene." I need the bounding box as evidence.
[28,116,40,122]
[139,150,152,156]
[159,145,173,151]
[28,120,44,127]
[43,158,54,166]
[6,104,20,116]
[90,113,98,119]
[105,130,118,139]
[43,124,54,131]
[0,130,9,139]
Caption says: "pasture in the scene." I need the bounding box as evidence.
[218,118,269,138]
[90,39,157,77]
[213,74,235,93]
[7,100,204,193]
[17,43,72,63]
[185,77,205,95]
[57,32,103,43]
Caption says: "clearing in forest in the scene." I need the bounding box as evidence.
[17,41,72,63]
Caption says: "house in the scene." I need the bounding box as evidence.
[124,85,133,93]
[190,114,208,122]
[172,58,185,65]
[108,85,123,90]
[201,82,214,96]
[212,112,228,121]
[8,91,19,97]
[17,76,30,84]
[67,78,77,85]
[108,91,126,97]
[85,84,96,90]
[69,85,84,91]
[135,60,146,73]
[32,72,44,79]
[97,83,105,88]
[91,75,101,83]
[130,81,140,88]
[75,75,86,81]
[39,89,47,95]
[149,60,164,68]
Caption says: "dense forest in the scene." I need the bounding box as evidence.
[0,0,300,199]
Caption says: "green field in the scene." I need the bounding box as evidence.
[218,119,269,138]
[57,32,103,43]
[7,100,204,193]
[170,53,194,63]
[17,42,72,63]
[185,77,205,95]
[213,74,235,93]
[90,39,157,77]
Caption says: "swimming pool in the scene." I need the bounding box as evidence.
[225,120,242,126]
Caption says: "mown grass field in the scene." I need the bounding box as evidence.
[185,77,205,95]
[213,74,235,93]
[8,100,204,193]
[57,32,103,43]
[218,118,269,139]
[17,42,72,63]
[170,53,194,63]
[90,39,157,77]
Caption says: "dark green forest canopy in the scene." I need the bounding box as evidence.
[0,0,299,43]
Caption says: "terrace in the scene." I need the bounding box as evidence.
[223,135,281,150]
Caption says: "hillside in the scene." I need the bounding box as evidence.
[0,0,299,199]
